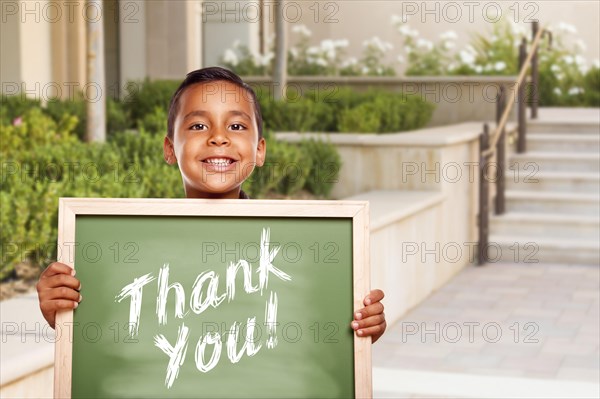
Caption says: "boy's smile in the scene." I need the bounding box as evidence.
[164,81,266,199]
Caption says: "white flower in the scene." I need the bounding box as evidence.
[307,46,320,55]
[557,22,577,34]
[391,14,403,25]
[448,63,457,71]
[575,39,587,52]
[568,87,584,95]
[260,52,274,66]
[574,55,586,66]
[292,24,312,37]
[290,47,298,58]
[484,63,493,71]
[315,58,328,67]
[553,87,562,95]
[376,66,383,75]
[494,61,506,71]
[223,49,238,66]
[416,38,433,51]
[404,45,413,54]
[551,64,561,73]
[459,50,476,65]
[397,25,418,37]
[490,35,498,43]
[563,55,574,65]
[361,66,370,75]
[474,65,483,73]
[556,72,564,81]
[443,41,456,50]
[321,39,335,52]
[440,30,458,41]
[334,39,349,48]
[592,59,600,69]
[341,57,358,68]
[364,36,393,52]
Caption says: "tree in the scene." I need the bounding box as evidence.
[272,0,287,101]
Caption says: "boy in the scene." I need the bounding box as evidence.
[37,67,386,343]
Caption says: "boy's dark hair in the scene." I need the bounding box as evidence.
[167,67,263,139]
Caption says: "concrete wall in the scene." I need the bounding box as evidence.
[277,123,483,322]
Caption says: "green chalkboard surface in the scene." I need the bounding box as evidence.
[54,199,371,399]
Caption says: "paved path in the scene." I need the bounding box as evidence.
[373,262,600,398]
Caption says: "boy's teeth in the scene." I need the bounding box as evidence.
[206,158,232,165]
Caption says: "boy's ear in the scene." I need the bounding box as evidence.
[255,138,266,167]
[163,136,177,165]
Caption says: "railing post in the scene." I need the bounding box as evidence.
[517,38,527,153]
[495,86,506,215]
[531,21,540,119]
[478,124,490,265]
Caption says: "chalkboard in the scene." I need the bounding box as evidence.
[54,198,371,398]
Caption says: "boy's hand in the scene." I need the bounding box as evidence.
[36,262,81,329]
[351,289,386,343]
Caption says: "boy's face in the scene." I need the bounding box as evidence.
[164,81,266,199]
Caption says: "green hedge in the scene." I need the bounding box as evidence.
[0,109,341,280]
[257,86,434,133]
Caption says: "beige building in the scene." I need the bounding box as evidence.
[1,0,598,100]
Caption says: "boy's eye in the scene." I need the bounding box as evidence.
[189,123,207,131]
[230,124,246,131]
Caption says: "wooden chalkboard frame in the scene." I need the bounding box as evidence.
[54,197,371,399]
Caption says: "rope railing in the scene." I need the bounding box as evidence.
[477,21,552,265]
[482,22,549,158]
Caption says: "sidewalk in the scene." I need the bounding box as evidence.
[373,262,600,398]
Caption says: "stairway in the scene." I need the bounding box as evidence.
[489,109,600,265]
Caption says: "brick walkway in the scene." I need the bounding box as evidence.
[372,262,600,398]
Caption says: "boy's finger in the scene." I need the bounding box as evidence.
[353,322,387,340]
[41,287,82,303]
[351,314,386,331]
[40,299,79,314]
[363,289,384,306]
[38,274,81,291]
[354,302,384,320]
[41,262,75,278]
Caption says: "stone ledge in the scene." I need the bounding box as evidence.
[345,190,446,232]
[275,122,486,147]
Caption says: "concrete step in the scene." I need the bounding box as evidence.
[490,212,600,240]
[488,235,600,265]
[506,191,600,216]
[527,121,600,134]
[509,152,600,173]
[506,171,600,193]
[527,134,600,153]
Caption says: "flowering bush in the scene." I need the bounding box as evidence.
[392,16,599,107]
[221,25,396,77]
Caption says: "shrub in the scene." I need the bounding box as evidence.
[122,79,179,124]
[337,90,434,133]
[136,106,168,134]
[301,139,341,198]
[338,102,381,133]
[583,66,600,107]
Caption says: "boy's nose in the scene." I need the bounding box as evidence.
[208,131,230,146]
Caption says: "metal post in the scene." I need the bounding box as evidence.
[531,21,539,119]
[478,124,490,265]
[517,38,527,153]
[495,86,506,215]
